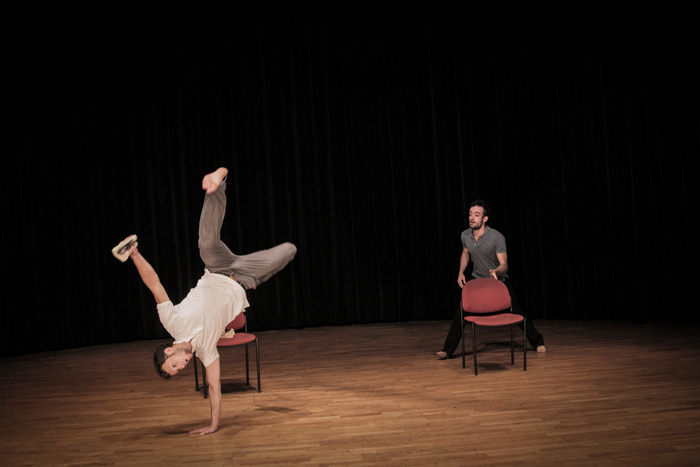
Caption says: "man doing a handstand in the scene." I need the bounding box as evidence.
[121,167,296,435]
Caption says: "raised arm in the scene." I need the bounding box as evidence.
[130,247,170,304]
[190,358,221,435]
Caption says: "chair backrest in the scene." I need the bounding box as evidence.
[226,311,247,332]
[462,278,511,314]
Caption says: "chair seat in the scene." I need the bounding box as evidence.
[217,333,257,346]
[465,313,524,326]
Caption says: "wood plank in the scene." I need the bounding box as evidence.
[1,320,699,466]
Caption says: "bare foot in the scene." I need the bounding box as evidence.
[437,351,449,360]
[537,345,546,353]
[202,167,229,194]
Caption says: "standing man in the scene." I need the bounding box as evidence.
[437,199,545,359]
[118,167,296,435]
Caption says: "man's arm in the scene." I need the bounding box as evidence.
[457,247,470,288]
[489,252,509,280]
[130,247,170,304]
[190,358,222,435]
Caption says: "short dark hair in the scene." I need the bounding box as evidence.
[153,343,172,380]
[470,199,490,218]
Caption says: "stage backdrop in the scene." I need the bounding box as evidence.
[2,4,697,357]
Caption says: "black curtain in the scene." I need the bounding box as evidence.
[2,4,697,357]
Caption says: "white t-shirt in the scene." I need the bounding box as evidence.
[157,269,249,367]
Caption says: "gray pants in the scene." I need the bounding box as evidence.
[198,178,297,290]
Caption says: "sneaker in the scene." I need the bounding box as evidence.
[112,235,138,262]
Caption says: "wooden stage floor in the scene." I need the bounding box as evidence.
[2,320,700,466]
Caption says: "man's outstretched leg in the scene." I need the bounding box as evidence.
[232,242,297,290]
[198,167,296,290]
[437,308,463,359]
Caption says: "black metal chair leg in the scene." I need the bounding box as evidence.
[461,325,464,368]
[245,344,250,386]
[523,317,527,371]
[255,338,261,393]
[202,363,209,399]
[194,353,200,391]
[472,322,478,376]
[461,304,466,369]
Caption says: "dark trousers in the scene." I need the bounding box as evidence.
[441,277,544,357]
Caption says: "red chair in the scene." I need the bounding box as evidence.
[461,278,526,375]
[194,310,260,398]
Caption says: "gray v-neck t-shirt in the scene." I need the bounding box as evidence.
[461,227,508,280]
